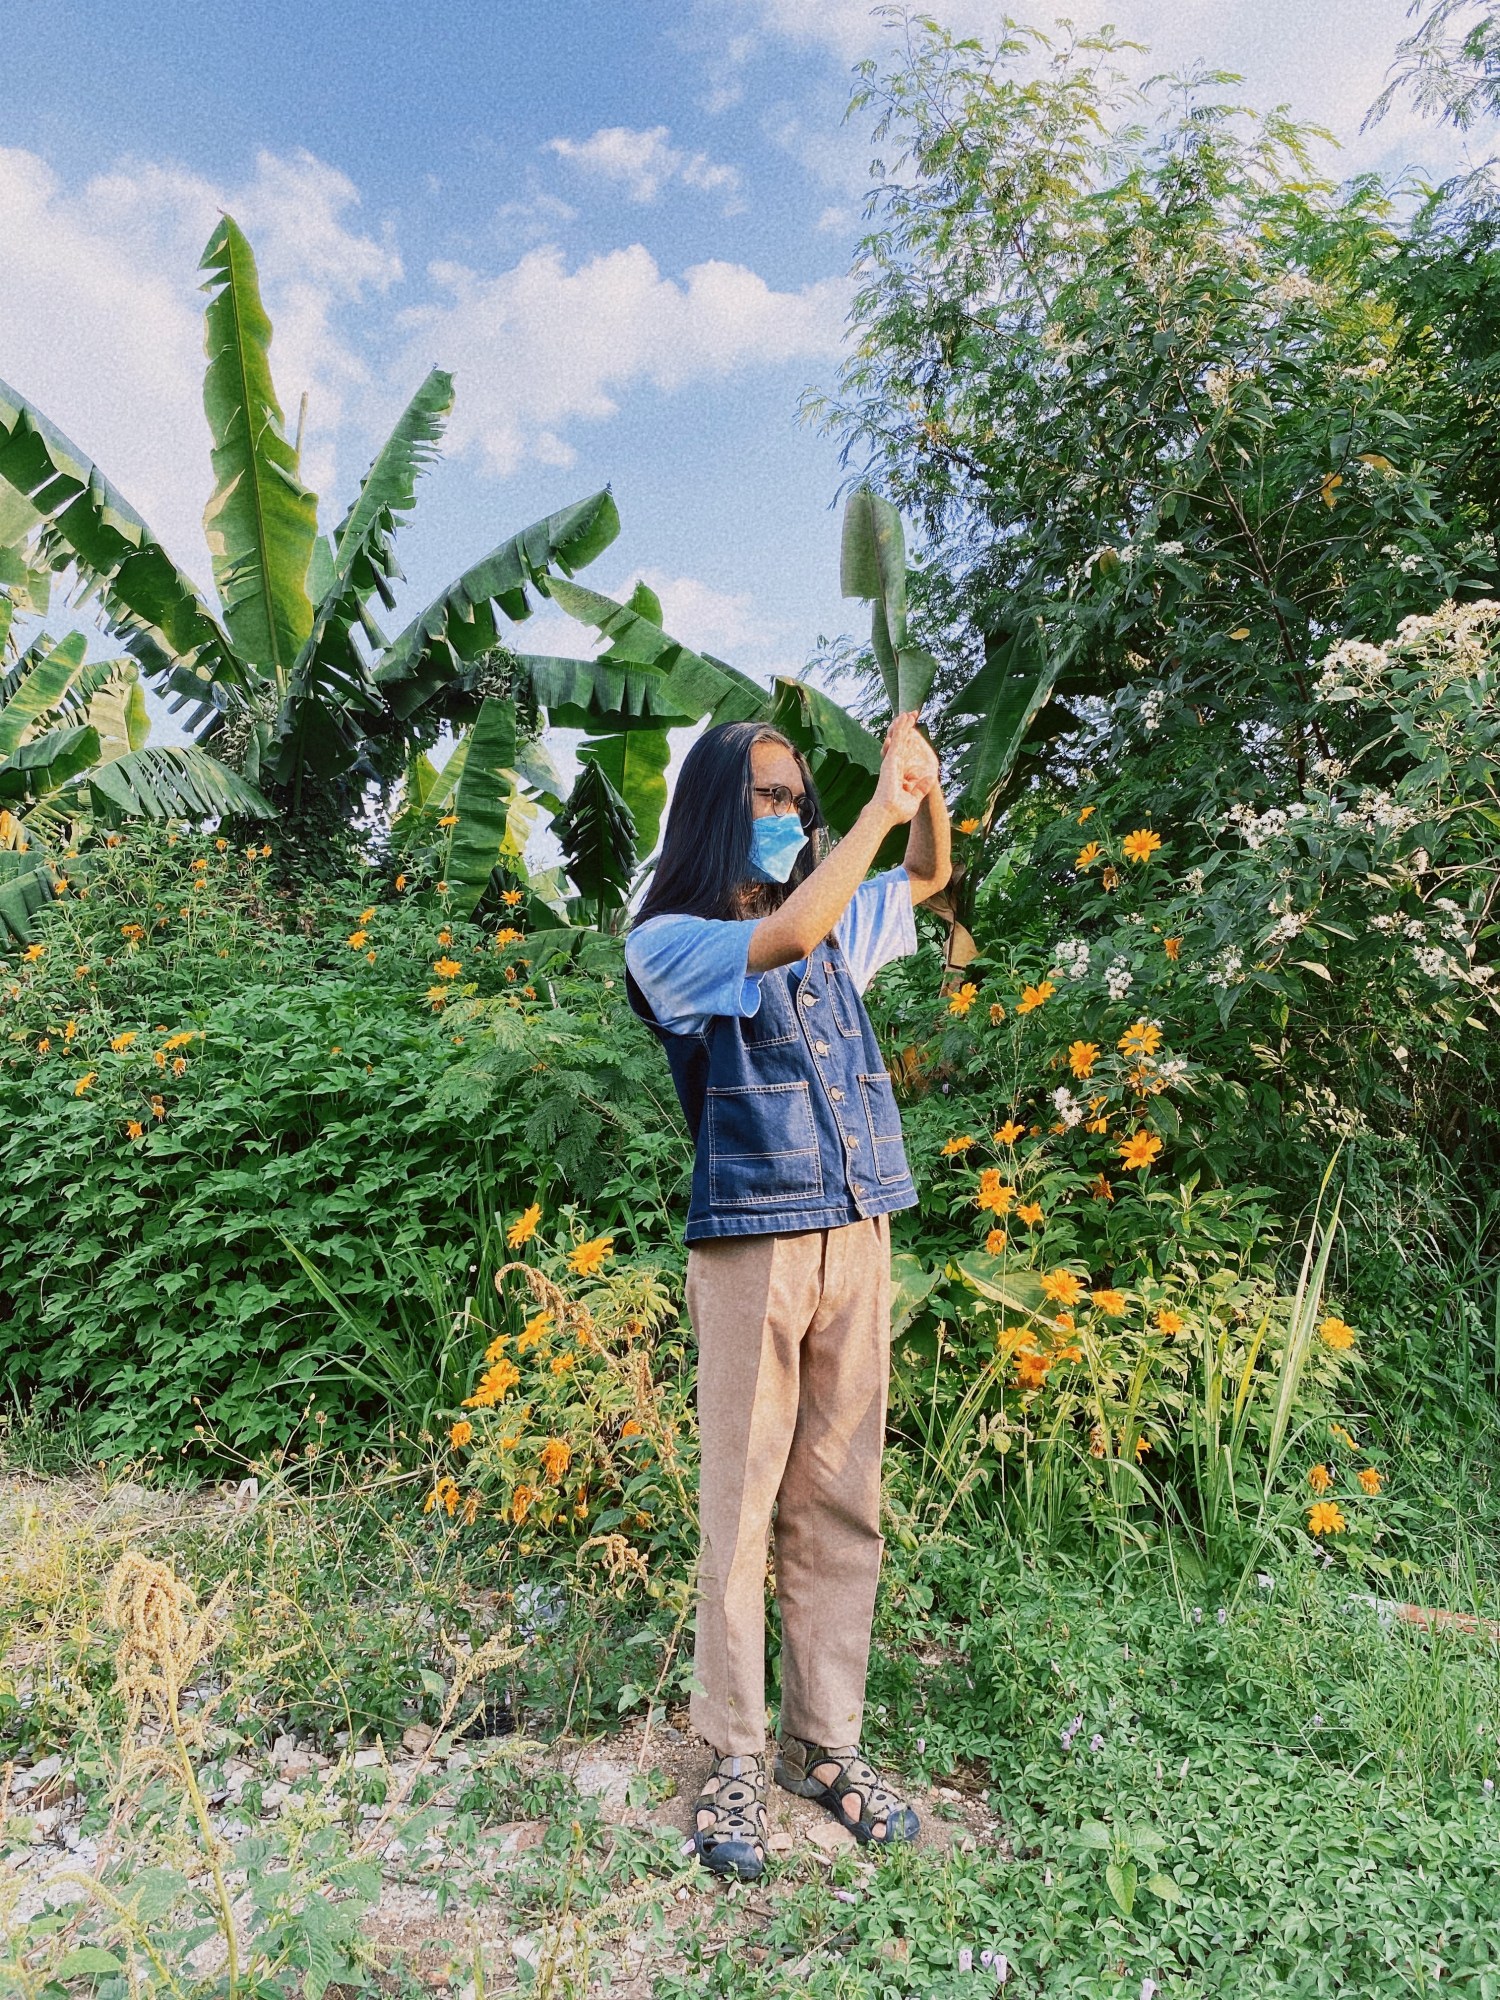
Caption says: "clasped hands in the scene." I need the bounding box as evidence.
[873,709,941,824]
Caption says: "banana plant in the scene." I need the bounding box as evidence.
[0,214,621,844]
[0,630,270,940]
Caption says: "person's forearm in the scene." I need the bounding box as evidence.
[747,800,903,972]
[903,786,952,903]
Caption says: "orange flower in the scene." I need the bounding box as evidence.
[433,956,462,980]
[511,1484,537,1524]
[1075,842,1102,870]
[109,1031,137,1052]
[985,1228,1009,1254]
[1016,980,1055,1015]
[1013,1349,1051,1390]
[994,1120,1025,1146]
[35,1038,50,1055]
[438,813,459,828]
[1308,1463,1333,1494]
[957,817,981,834]
[948,982,979,1016]
[1068,1041,1099,1078]
[1016,1200,1044,1227]
[1154,1308,1185,1335]
[549,1352,577,1376]
[568,1234,614,1278]
[462,1491,481,1525]
[541,1438,573,1483]
[395,873,408,891]
[1091,1288,1127,1315]
[449,1419,474,1449]
[507,1202,542,1249]
[1101,866,1121,891]
[149,1096,166,1119]
[1077,805,1096,822]
[502,888,525,906]
[1164,937,1182,960]
[437,929,453,945]
[464,1358,521,1409]
[976,1169,1016,1215]
[427,985,451,1009]
[1118,1131,1163,1171]
[1122,829,1162,864]
[1306,1500,1347,1536]
[1118,1020,1163,1058]
[125,1119,144,1141]
[483,1333,510,1363]
[1090,1173,1114,1202]
[494,927,525,945]
[516,1312,553,1353]
[424,1475,461,1518]
[21,944,45,963]
[347,931,368,949]
[1040,1268,1085,1307]
[1085,1116,1109,1135]
[1318,1316,1356,1351]
[988,1001,1006,1025]
[1135,1435,1152,1459]
[941,1135,975,1155]
[1358,1466,1383,1495]
[73,1072,97,1096]
[190,858,208,872]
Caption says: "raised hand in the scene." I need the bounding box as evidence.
[874,711,940,824]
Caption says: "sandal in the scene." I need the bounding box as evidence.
[692,1750,769,1880]
[775,1734,919,1846]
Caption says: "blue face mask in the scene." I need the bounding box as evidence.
[748,812,808,884]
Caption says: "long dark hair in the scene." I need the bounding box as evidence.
[634,721,825,924]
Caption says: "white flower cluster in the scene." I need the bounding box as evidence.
[1206,947,1245,989]
[1139,688,1166,735]
[1156,1056,1190,1087]
[1184,867,1206,896]
[1349,789,1418,836]
[1312,755,1345,781]
[1266,911,1308,945]
[1052,1085,1086,1127]
[1224,802,1310,849]
[1155,540,1185,558]
[1413,945,1451,978]
[1054,937,1091,982]
[1432,897,1469,942]
[1105,957,1134,1001]
[1381,543,1426,575]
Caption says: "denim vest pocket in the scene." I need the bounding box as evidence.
[857,1070,911,1185]
[740,970,799,1047]
[822,959,865,1039]
[706,1081,825,1206]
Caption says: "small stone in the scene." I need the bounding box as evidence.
[402,1724,435,1755]
[271,1734,296,1760]
[352,1748,383,1770]
[807,1821,856,1853]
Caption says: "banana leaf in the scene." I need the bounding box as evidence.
[555,754,636,922]
[840,485,937,714]
[0,632,89,759]
[547,577,768,725]
[80,745,273,822]
[199,217,319,678]
[441,697,526,918]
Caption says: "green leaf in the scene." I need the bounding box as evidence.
[950,611,1070,818]
[0,723,101,801]
[547,577,768,725]
[0,849,53,942]
[891,1252,941,1336]
[555,755,637,918]
[579,725,672,857]
[376,491,621,716]
[526,652,696,733]
[840,486,935,711]
[1075,1821,1113,1850]
[954,1255,1047,1317]
[277,368,456,786]
[54,1947,125,1978]
[0,375,239,715]
[80,744,273,822]
[1147,1871,1183,1906]
[199,215,319,677]
[0,631,88,758]
[442,697,522,917]
[1105,1858,1137,1916]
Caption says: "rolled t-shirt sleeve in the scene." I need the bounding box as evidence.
[835,866,919,993]
[625,915,763,1036]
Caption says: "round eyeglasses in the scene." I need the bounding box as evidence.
[752,783,818,830]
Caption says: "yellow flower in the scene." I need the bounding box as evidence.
[985,1228,1008,1254]
[1122,828,1162,864]
[191,858,208,872]
[1067,1040,1099,1079]
[35,1037,51,1055]
[1308,1463,1333,1494]
[993,1119,1025,1146]
[437,929,452,946]
[493,927,524,945]
[1164,937,1182,960]
[1118,1130,1163,1171]
[150,1096,166,1119]
[957,817,981,834]
[462,1491,481,1525]
[976,1169,1016,1215]
[541,1438,573,1483]
[464,1358,521,1408]
[395,873,408,891]
[63,1020,77,1042]
[154,1049,167,1069]
[988,1001,1006,1025]
[1075,842,1102,870]
[438,813,460,827]
[1135,1435,1152,1459]
[125,1119,144,1141]
[1318,1316,1356,1351]
[172,1056,187,1077]
[426,985,451,1009]
[948,981,979,1016]
[424,1475,461,1517]
[1078,805,1096,822]
[1085,1115,1109,1135]
[216,838,228,851]
[1016,980,1055,1015]
[1091,1288,1127,1315]
[1090,1173,1114,1202]
[568,1235,614,1278]
[449,1419,474,1449]
[360,908,376,924]
[1329,1422,1358,1450]
[1358,1466,1383,1495]
[437,880,448,894]
[1039,1268,1085,1307]
[941,1135,975,1156]
[507,1201,542,1248]
[433,956,462,979]
[73,1072,97,1096]
[517,1311,553,1353]
[550,1352,576,1376]
[347,930,368,949]
[1118,1020,1163,1058]
[1016,1200,1044,1227]
[483,1333,510,1363]
[21,944,44,963]
[109,1031,137,1052]
[162,1031,195,1051]
[1306,1500,1347,1536]
[502,888,524,906]
[259,844,271,858]
[1013,1348,1051,1390]
[510,1484,536,1524]
[1154,1308,1185,1335]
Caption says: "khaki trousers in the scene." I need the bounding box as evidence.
[686,1215,892,1756]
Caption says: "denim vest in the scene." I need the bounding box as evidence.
[627,940,917,1242]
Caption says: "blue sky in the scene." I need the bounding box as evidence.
[0,0,1480,722]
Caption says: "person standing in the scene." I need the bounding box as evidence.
[624,712,950,1879]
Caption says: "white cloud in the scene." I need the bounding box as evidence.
[398,243,849,476]
[0,145,398,588]
[547,124,742,204]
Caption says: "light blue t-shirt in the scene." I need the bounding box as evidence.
[625,866,918,1037]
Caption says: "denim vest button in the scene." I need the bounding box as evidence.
[844,1133,859,1149]
[829,1086,844,1101]
[814,1039,829,1054]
